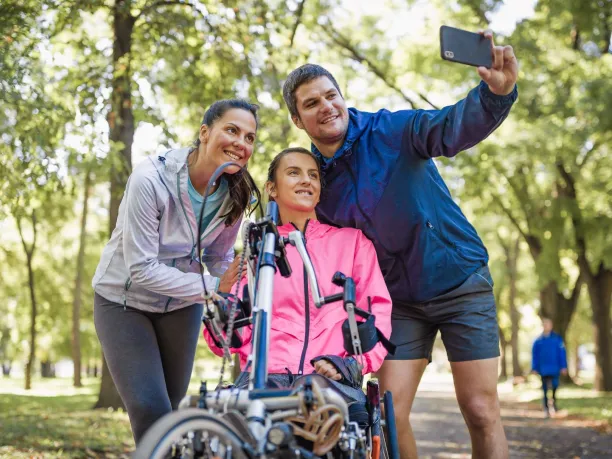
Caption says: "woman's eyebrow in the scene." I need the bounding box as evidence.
[227,122,256,136]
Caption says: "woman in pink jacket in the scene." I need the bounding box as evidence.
[203,147,392,397]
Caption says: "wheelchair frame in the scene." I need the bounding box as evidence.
[134,172,399,459]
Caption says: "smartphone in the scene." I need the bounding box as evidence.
[440,25,492,68]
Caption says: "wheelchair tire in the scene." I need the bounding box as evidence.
[383,391,400,459]
[133,408,250,459]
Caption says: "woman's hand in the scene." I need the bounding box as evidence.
[217,257,246,293]
[314,359,342,381]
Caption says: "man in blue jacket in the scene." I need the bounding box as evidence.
[282,31,517,458]
[532,317,568,417]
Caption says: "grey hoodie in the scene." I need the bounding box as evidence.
[92,147,240,313]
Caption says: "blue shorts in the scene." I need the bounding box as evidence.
[386,265,500,363]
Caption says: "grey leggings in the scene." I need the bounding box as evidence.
[94,292,203,443]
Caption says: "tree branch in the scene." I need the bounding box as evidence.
[15,212,37,259]
[569,271,584,306]
[556,160,595,287]
[136,0,207,22]
[576,138,609,169]
[602,9,611,54]
[490,193,530,246]
[289,0,306,47]
[322,27,439,109]
[496,166,535,237]
[571,23,581,51]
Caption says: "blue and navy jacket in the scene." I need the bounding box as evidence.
[314,81,518,304]
[532,332,567,377]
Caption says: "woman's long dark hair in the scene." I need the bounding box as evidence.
[189,99,262,226]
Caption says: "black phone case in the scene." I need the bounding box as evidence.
[440,25,492,68]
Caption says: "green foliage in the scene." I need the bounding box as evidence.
[0,0,610,392]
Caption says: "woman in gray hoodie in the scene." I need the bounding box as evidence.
[92,99,261,443]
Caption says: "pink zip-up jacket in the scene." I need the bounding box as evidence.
[203,220,392,376]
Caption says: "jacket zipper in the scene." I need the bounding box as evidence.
[176,168,196,260]
[342,155,415,291]
[293,219,311,375]
[426,220,458,250]
[122,277,132,311]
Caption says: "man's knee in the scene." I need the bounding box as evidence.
[458,393,500,431]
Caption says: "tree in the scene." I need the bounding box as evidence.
[0,1,73,389]
[498,234,523,377]
[71,165,94,387]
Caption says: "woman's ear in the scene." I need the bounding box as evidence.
[199,124,209,144]
[265,181,277,199]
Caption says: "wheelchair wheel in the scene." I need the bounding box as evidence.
[134,408,250,459]
[382,391,400,459]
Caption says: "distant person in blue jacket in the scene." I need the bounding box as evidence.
[531,317,568,417]
[282,30,518,459]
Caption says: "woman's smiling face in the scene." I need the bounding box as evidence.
[200,108,257,174]
[268,152,321,213]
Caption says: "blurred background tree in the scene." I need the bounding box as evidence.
[1,0,610,408]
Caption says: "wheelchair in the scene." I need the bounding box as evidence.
[133,201,400,459]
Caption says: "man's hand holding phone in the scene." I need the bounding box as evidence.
[440,26,518,96]
[477,30,518,96]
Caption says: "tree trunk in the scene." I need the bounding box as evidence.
[589,268,612,391]
[522,235,580,344]
[0,327,11,377]
[96,0,135,409]
[2,363,12,376]
[41,361,55,378]
[539,280,581,342]
[505,237,523,377]
[94,354,125,409]
[72,167,92,388]
[556,162,612,391]
[25,244,37,389]
[16,214,38,390]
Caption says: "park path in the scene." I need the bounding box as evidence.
[410,372,612,458]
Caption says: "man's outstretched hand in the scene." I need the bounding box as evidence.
[477,30,518,96]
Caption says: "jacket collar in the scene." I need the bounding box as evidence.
[150,147,233,229]
[278,219,331,239]
[150,147,190,198]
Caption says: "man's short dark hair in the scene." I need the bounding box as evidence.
[282,64,343,119]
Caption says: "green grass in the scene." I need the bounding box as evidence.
[510,376,612,424]
[0,369,225,458]
[0,377,133,458]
